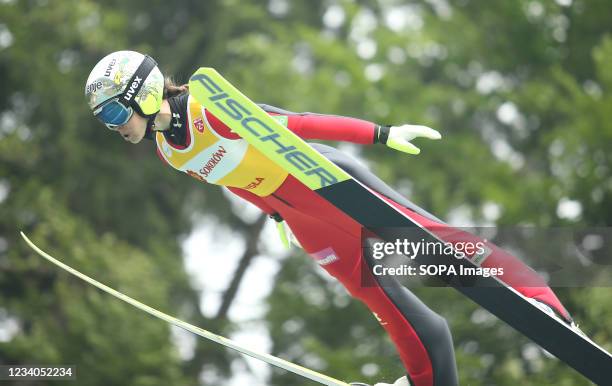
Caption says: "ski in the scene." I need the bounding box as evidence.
[19,232,351,386]
[189,67,612,385]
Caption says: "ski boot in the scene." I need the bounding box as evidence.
[528,298,591,341]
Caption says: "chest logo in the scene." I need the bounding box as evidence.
[194,118,205,133]
[200,146,227,177]
[162,142,172,158]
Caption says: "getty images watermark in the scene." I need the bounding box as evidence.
[368,237,500,278]
[360,226,612,288]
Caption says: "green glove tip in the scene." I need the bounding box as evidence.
[388,139,420,155]
[276,221,290,249]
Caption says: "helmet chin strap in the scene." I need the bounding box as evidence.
[143,113,158,140]
[131,102,159,140]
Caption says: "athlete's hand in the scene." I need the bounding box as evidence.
[273,218,302,249]
[386,124,441,155]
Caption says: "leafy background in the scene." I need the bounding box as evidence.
[1,0,611,385]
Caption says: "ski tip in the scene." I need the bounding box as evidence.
[19,231,36,249]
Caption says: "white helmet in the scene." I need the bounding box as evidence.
[85,50,164,127]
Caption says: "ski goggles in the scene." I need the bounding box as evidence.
[92,55,158,130]
[93,98,134,130]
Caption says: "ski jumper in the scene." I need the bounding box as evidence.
[153,93,571,386]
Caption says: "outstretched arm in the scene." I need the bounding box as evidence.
[260,104,442,155]
[259,104,379,144]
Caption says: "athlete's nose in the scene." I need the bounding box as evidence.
[115,125,130,140]
[117,125,129,135]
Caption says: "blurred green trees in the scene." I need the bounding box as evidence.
[1,0,610,385]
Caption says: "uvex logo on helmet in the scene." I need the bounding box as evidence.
[123,76,143,102]
[104,58,116,77]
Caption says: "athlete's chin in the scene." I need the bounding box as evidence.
[130,132,146,144]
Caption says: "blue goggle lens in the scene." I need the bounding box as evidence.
[94,100,133,129]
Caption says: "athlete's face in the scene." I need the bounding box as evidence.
[116,112,148,144]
